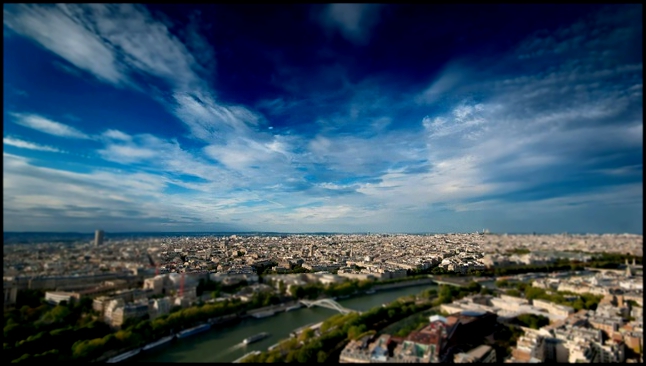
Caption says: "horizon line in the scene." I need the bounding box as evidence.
[4,230,643,235]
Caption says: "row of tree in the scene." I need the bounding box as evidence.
[4,297,110,363]
[497,280,603,311]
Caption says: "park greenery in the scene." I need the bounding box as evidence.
[496,280,603,312]
[379,308,438,337]
[195,278,248,298]
[586,252,643,269]
[513,313,550,329]
[4,296,112,363]
[489,322,525,360]
[4,291,278,363]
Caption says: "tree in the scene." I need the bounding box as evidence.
[298,328,315,342]
[432,267,447,275]
[317,350,328,363]
[516,314,549,329]
[495,280,509,288]
[297,346,315,363]
[388,309,396,319]
[11,353,32,363]
[347,325,366,340]
[506,289,521,297]
[466,281,482,293]
[285,350,297,363]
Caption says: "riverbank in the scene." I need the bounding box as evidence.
[373,277,434,291]
[244,301,300,318]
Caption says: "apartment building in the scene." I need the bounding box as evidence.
[532,299,574,317]
[109,302,149,328]
[454,344,497,363]
[44,291,77,305]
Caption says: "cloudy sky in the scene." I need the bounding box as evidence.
[3,4,643,234]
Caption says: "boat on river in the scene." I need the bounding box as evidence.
[106,348,141,363]
[177,323,210,339]
[285,303,302,311]
[142,335,175,351]
[243,332,270,345]
[252,310,276,318]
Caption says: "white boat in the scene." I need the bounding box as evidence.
[252,310,275,318]
[365,289,376,294]
[176,323,210,339]
[142,335,175,351]
[285,304,302,311]
[243,332,270,345]
[106,348,141,363]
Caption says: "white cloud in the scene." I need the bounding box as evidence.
[3,136,61,152]
[4,4,127,85]
[422,102,488,139]
[102,129,132,141]
[322,4,383,44]
[60,4,200,89]
[594,165,642,177]
[172,91,260,142]
[2,152,244,231]
[99,144,157,163]
[10,113,90,139]
[97,133,237,188]
[416,63,467,105]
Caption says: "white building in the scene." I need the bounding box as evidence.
[44,291,76,305]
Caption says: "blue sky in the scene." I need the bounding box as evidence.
[3,4,643,234]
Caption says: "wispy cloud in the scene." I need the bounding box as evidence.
[101,129,132,141]
[10,113,91,139]
[3,4,642,233]
[3,152,243,232]
[321,4,384,44]
[4,4,127,85]
[3,136,61,152]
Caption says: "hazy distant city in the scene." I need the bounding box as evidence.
[3,232,644,280]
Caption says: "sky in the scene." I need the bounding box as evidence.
[3,4,643,234]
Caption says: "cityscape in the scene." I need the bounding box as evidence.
[3,3,643,365]
[3,232,643,363]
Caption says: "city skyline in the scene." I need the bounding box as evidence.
[3,4,643,234]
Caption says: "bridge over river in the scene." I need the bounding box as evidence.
[299,298,360,314]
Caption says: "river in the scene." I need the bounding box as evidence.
[136,284,437,363]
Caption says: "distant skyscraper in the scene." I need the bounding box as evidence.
[95,230,104,247]
[310,243,314,257]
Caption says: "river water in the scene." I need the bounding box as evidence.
[137,284,437,363]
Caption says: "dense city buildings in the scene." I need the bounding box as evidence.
[3,232,643,363]
[4,233,642,282]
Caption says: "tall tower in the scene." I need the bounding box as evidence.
[350,243,353,258]
[310,243,314,257]
[94,230,104,247]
